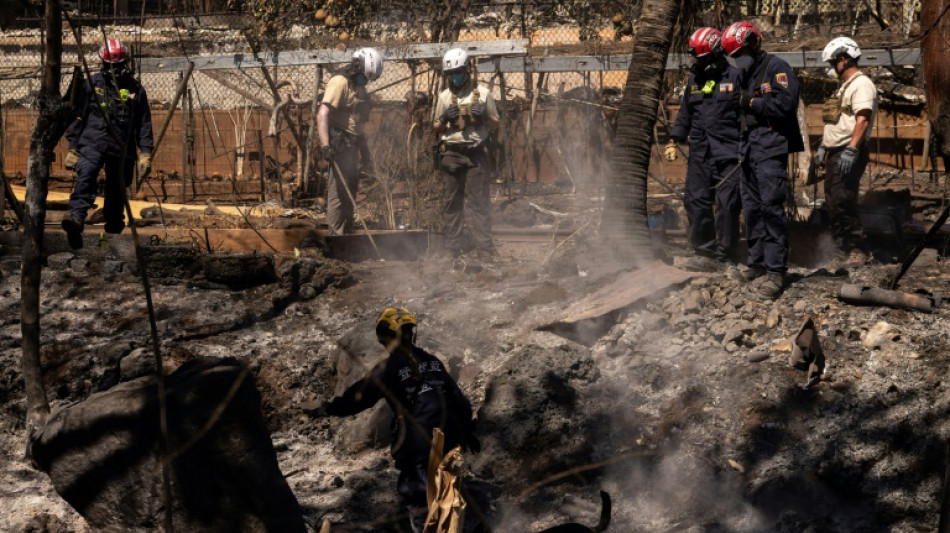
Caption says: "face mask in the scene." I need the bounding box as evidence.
[727,54,754,70]
[826,68,838,79]
[354,73,368,87]
[449,72,467,88]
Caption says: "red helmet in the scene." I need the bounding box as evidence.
[721,21,762,56]
[687,27,722,58]
[98,39,129,64]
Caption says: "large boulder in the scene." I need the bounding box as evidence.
[31,357,306,533]
[330,320,393,454]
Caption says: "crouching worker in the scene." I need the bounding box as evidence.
[306,307,479,532]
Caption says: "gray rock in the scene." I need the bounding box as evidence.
[47,253,74,269]
[103,260,126,275]
[31,357,306,533]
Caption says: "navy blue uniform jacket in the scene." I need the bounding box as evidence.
[741,54,804,161]
[325,346,475,467]
[670,67,743,163]
[65,71,154,158]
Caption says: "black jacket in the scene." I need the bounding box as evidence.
[65,70,154,158]
[325,346,475,467]
[670,66,743,162]
[740,53,805,161]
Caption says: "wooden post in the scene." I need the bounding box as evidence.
[302,65,323,199]
[180,72,188,204]
[257,125,266,203]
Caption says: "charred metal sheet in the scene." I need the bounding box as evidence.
[540,261,695,345]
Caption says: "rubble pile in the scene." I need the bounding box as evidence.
[0,231,948,531]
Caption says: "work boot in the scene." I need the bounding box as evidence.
[740,267,765,283]
[757,272,784,299]
[104,219,126,234]
[61,215,84,250]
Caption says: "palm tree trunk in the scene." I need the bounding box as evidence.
[921,0,950,167]
[600,0,682,264]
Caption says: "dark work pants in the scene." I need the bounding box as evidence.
[69,148,134,224]
[397,461,428,533]
[824,144,869,253]
[440,147,493,254]
[741,154,789,273]
[684,146,742,261]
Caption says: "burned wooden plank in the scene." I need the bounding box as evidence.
[540,261,695,345]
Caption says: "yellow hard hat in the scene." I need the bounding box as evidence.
[376,307,417,338]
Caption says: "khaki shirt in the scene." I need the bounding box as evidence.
[322,74,366,135]
[435,83,499,146]
[822,72,877,148]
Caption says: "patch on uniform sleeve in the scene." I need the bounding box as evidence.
[775,73,789,88]
[719,82,734,92]
[760,82,772,94]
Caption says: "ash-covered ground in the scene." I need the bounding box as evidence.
[1,218,949,532]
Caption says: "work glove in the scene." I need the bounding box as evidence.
[321,145,335,162]
[137,153,152,176]
[64,149,80,170]
[837,146,859,175]
[813,146,827,168]
[732,90,752,111]
[440,104,460,124]
[470,102,487,118]
[664,140,678,162]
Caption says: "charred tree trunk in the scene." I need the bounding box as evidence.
[599,0,682,264]
[22,0,71,456]
[921,0,950,171]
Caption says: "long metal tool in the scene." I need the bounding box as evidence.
[330,160,384,260]
[889,203,950,290]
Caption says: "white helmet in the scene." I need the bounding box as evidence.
[821,37,861,63]
[353,47,384,81]
[442,48,469,72]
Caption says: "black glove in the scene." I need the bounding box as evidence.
[465,433,481,454]
[440,105,460,124]
[470,102,487,118]
[837,146,859,175]
[733,90,753,110]
[321,145,335,162]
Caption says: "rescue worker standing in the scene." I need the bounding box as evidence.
[722,21,803,298]
[816,37,877,263]
[666,27,743,264]
[62,39,154,250]
[306,307,478,533]
[318,47,384,235]
[433,48,500,259]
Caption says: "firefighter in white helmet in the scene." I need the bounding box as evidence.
[816,37,877,264]
[318,47,384,235]
[433,48,500,260]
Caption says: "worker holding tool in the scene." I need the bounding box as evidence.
[433,48,500,260]
[62,38,154,250]
[722,21,803,299]
[305,307,479,533]
[666,27,743,266]
[816,37,877,265]
[318,47,384,235]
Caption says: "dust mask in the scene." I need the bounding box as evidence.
[727,54,754,70]
[826,68,838,79]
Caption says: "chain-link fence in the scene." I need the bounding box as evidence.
[0,0,938,212]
